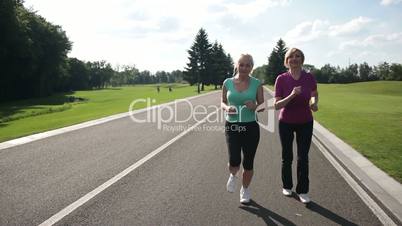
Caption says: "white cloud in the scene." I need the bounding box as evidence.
[365,32,402,43]
[223,0,291,20]
[283,17,373,45]
[340,32,402,50]
[282,16,402,67]
[283,20,329,45]
[329,17,372,36]
[339,40,364,50]
[380,0,402,6]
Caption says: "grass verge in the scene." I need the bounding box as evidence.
[0,84,217,142]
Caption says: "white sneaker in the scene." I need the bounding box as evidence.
[226,174,237,193]
[240,186,251,204]
[298,193,311,203]
[282,188,292,196]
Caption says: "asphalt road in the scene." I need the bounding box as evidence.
[0,91,383,225]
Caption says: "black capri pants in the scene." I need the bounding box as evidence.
[225,121,260,170]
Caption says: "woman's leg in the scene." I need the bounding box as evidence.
[295,121,313,194]
[241,122,260,188]
[225,122,242,173]
[242,170,253,188]
[225,122,241,192]
[229,165,240,176]
[279,121,295,190]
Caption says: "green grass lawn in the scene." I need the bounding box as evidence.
[0,84,217,142]
[314,81,402,182]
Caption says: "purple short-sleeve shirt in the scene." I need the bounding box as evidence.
[274,71,317,124]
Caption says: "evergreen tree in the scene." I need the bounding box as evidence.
[209,42,233,89]
[183,47,198,86]
[184,28,212,93]
[266,39,288,84]
[224,53,235,82]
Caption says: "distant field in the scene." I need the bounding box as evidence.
[314,81,402,182]
[0,84,217,142]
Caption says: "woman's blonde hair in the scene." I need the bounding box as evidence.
[233,54,254,76]
[284,48,305,68]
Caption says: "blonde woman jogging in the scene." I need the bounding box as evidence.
[221,54,264,204]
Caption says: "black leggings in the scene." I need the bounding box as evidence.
[279,120,313,194]
[225,121,260,170]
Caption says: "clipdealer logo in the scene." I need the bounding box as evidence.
[128,98,275,133]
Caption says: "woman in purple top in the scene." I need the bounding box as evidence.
[274,48,319,204]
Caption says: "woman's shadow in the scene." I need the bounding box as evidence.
[239,200,296,226]
[290,193,358,226]
[305,201,358,226]
[239,197,358,226]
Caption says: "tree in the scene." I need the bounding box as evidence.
[136,70,152,84]
[155,71,168,83]
[320,64,338,83]
[67,58,90,90]
[183,47,198,86]
[122,65,140,84]
[311,68,326,83]
[1,0,21,101]
[339,64,359,83]
[376,62,391,80]
[359,62,372,82]
[209,42,233,89]
[0,0,71,101]
[223,53,235,84]
[184,28,212,93]
[170,70,183,83]
[303,64,316,73]
[266,39,288,84]
[87,61,113,89]
[389,63,402,81]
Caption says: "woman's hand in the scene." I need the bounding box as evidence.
[291,86,302,97]
[310,103,318,112]
[244,100,257,111]
[226,106,238,114]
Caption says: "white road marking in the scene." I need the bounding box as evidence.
[39,110,218,226]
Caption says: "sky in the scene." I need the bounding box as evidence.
[24,0,402,73]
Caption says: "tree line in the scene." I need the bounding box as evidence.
[67,59,184,90]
